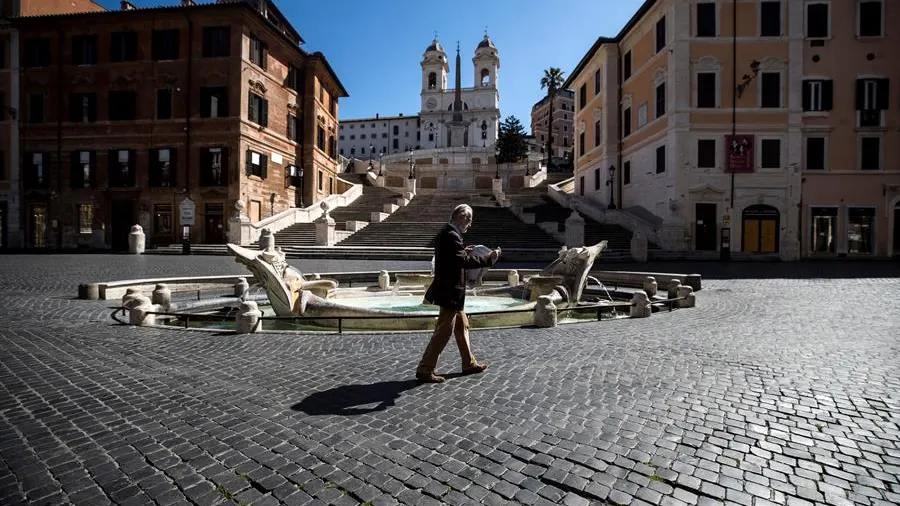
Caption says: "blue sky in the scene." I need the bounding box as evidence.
[97,0,645,133]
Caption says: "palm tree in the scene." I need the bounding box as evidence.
[540,67,566,171]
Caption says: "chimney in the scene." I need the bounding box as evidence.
[181,0,196,6]
[120,1,136,9]
[375,113,379,119]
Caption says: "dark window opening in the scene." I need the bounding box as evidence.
[859,1,882,37]
[110,31,138,62]
[761,73,781,108]
[760,2,782,36]
[23,38,51,68]
[860,137,880,170]
[72,35,98,65]
[199,87,229,118]
[156,89,173,120]
[698,139,716,169]
[108,90,137,121]
[656,145,666,174]
[807,3,829,38]
[806,138,825,170]
[761,139,781,168]
[696,2,717,37]
[202,26,231,57]
[151,29,180,60]
[697,73,716,108]
[656,16,666,52]
[248,92,268,127]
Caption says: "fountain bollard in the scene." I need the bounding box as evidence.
[234,277,250,300]
[642,276,657,297]
[128,295,156,326]
[151,283,171,310]
[128,224,145,255]
[667,279,681,299]
[534,295,557,328]
[630,291,652,318]
[78,283,100,300]
[378,270,390,290]
[507,270,520,287]
[121,288,142,309]
[676,286,695,308]
[235,301,262,333]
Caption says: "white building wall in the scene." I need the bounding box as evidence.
[338,116,421,159]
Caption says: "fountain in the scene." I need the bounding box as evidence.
[221,240,616,331]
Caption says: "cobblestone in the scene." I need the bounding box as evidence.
[0,255,898,505]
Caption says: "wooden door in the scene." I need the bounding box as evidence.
[743,220,759,252]
[760,219,777,253]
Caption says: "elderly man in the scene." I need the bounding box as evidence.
[416,204,501,383]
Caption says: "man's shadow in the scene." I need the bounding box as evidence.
[291,380,424,416]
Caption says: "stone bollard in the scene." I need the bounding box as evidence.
[507,270,520,287]
[121,288,142,309]
[128,295,156,326]
[234,277,250,300]
[667,279,681,299]
[378,270,390,290]
[630,291,651,318]
[128,225,145,254]
[259,228,275,251]
[642,276,658,297]
[151,283,171,310]
[235,301,262,333]
[78,283,100,300]
[676,286,696,308]
[534,295,558,328]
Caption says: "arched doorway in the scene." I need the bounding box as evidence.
[742,204,779,253]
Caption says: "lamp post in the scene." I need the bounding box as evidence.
[378,152,384,176]
[407,149,415,179]
[605,165,616,209]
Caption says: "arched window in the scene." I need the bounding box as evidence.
[428,72,437,89]
[480,69,491,86]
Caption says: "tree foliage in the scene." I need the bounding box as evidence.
[495,115,529,165]
[539,67,566,168]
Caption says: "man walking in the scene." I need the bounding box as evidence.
[416,204,500,383]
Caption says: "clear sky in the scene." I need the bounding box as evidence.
[97,0,646,134]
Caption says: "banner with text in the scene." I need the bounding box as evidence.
[725,134,755,173]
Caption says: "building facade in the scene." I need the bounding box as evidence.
[567,0,898,259]
[530,88,575,164]
[338,114,420,161]
[1,0,105,249]
[10,0,346,250]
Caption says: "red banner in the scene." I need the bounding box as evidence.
[725,134,755,173]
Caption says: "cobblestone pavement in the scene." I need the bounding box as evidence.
[1,254,899,506]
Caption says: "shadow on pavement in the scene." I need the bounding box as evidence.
[291,380,421,416]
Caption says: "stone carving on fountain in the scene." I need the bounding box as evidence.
[227,239,338,316]
[534,240,608,303]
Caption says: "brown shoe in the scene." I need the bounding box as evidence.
[461,362,488,375]
[416,373,446,383]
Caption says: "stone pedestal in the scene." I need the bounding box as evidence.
[630,291,651,318]
[405,177,417,195]
[564,210,585,248]
[315,219,335,246]
[235,301,262,333]
[128,225,145,254]
[534,295,557,328]
[121,288,142,309]
[667,279,681,299]
[492,178,503,196]
[630,232,648,263]
[92,229,106,249]
[151,283,171,310]
[507,270,519,287]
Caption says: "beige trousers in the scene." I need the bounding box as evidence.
[416,307,478,375]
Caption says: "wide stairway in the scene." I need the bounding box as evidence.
[337,191,562,250]
[268,174,404,248]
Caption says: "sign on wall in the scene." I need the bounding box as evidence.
[725,134,755,173]
[179,198,196,226]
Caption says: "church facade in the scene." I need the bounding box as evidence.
[418,36,501,150]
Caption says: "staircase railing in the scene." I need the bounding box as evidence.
[228,177,363,246]
[546,177,660,244]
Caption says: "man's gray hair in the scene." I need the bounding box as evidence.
[450,204,473,222]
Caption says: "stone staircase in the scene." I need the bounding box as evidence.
[337,191,562,250]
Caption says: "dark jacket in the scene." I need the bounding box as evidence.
[424,223,496,310]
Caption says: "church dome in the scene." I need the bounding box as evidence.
[425,39,445,54]
[477,35,495,50]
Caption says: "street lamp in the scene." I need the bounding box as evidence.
[605,165,616,209]
[298,166,304,208]
[407,149,416,179]
[378,152,384,176]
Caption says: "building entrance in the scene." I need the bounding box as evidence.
[110,200,135,250]
[742,204,779,253]
[694,203,717,251]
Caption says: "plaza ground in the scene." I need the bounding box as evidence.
[0,255,898,505]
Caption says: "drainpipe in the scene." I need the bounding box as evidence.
[56,26,64,249]
[730,0,737,207]
[616,43,623,210]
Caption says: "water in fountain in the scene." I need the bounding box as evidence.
[391,278,401,296]
[587,276,613,301]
